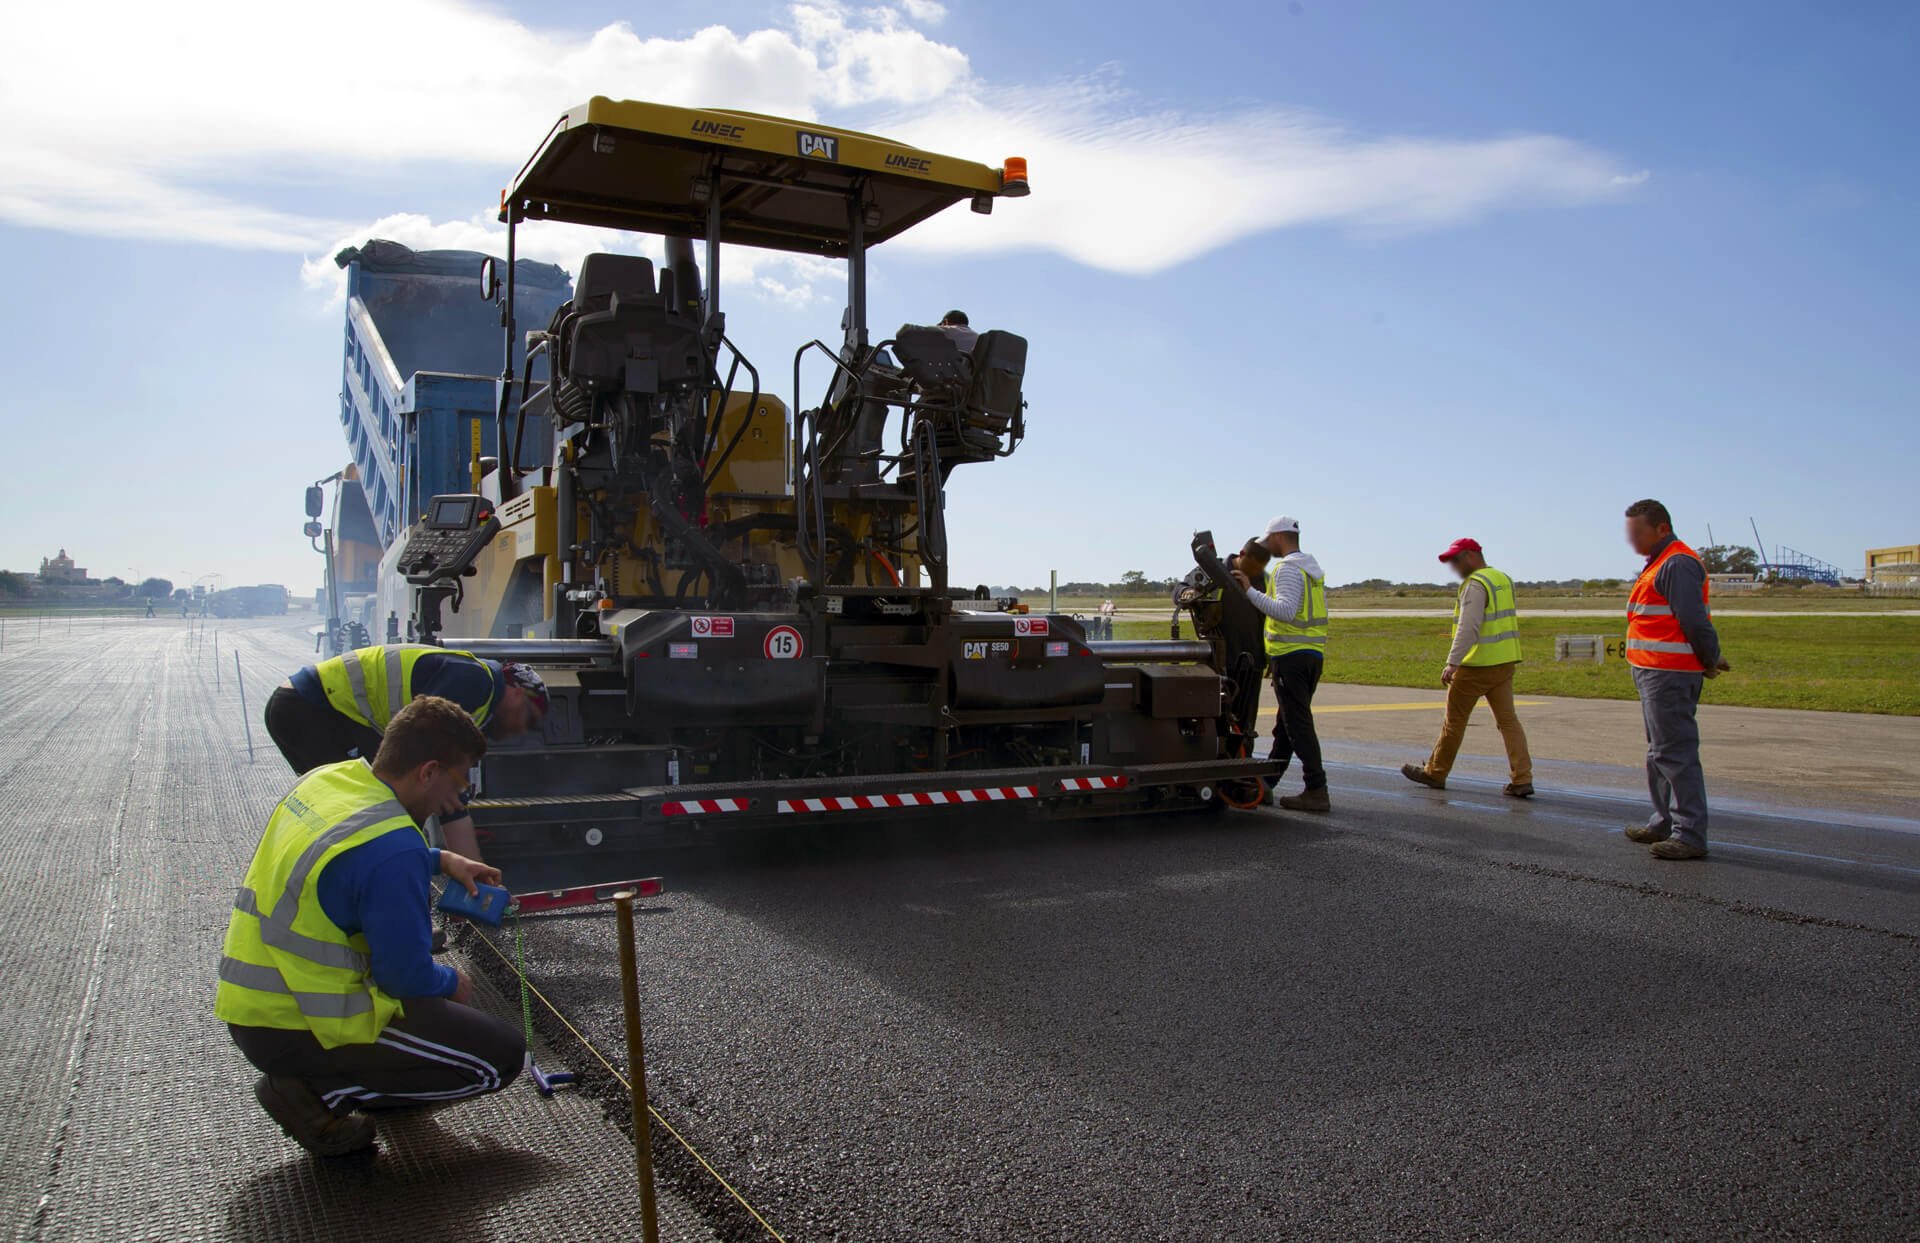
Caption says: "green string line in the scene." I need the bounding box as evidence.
[512,905,536,1059]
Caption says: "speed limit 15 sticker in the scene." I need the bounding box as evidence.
[763,625,805,660]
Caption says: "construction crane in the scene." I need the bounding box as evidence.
[319,98,1276,890]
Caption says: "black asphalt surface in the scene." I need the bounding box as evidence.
[3,617,1915,1241]
[506,704,1920,1240]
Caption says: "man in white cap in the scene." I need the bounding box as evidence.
[1231,516,1330,811]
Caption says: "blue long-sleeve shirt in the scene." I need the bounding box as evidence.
[315,828,457,1000]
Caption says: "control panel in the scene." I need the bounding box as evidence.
[398,493,500,586]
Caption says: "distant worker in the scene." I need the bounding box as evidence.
[1232,516,1330,812]
[218,697,524,1156]
[263,644,548,862]
[1621,499,1729,860]
[144,599,156,618]
[1400,538,1534,797]
[938,309,979,353]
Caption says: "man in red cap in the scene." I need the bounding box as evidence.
[1400,538,1534,797]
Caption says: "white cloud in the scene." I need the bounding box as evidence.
[1,0,1645,293]
[879,78,1647,273]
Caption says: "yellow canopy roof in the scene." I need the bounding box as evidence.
[501,97,1020,256]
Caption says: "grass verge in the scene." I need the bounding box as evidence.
[1112,614,1920,716]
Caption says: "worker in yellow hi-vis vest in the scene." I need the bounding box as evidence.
[218,697,523,1156]
[1402,538,1534,797]
[264,645,548,863]
[1231,515,1331,812]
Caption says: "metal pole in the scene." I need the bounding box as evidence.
[235,653,254,763]
[215,632,221,688]
[1050,570,1057,616]
[614,892,661,1243]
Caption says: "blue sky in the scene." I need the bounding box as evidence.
[2,0,1915,594]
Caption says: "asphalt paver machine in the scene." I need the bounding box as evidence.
[392,98,1280,887]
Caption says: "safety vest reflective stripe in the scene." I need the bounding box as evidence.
[217,956,376,1019]
[385,647,406,719]
[1483,608,1518,621]
[1627,603,1672,616]
[234,888,369,971]
[341,654,376,723]
[1627,638,1695,654]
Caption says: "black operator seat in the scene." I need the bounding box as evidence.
[966,330,1027,439]
[892,325,971,391]
[892,324,1027,463]
[566,252,705,394]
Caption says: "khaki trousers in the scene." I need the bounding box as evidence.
[1425,661,1533,784]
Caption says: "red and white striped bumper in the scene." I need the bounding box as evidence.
[778,785,1039,814]
[655,773,1134,820]
[1058,775,1129,793]
[660,797,752,816]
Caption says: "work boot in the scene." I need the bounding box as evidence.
[1400,764,1445,790]
[253,1075,376,1157]
[1624,824,1670,845]
[1649,838,1709,861]
[1278,788,1331,813]
[1261,781,1277,807]
[1503,782,1535,799]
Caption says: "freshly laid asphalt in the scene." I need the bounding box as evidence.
[508,655,1920,1240]
[3,617,1915,1241]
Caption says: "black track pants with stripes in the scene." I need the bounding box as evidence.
[229,998,524,1113]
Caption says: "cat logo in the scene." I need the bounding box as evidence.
[963,641,989,660]
[797,131,839,161]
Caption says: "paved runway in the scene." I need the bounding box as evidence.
[3,618,1915,1241]
[508,644,1920,1239]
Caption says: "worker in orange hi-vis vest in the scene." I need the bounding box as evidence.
[1620,499,1731,860]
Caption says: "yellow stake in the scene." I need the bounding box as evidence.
[615,891,661,1243]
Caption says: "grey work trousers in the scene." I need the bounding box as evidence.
[1631,665,1710,848]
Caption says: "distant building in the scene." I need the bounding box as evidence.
[38,548,88,583]
[1865,544,1920,586]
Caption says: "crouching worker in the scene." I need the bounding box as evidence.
[217,696,524,1156]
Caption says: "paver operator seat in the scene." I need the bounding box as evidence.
[891,324,1029,470]
[554,252,709,400]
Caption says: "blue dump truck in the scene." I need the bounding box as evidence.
[311,240,569,649]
